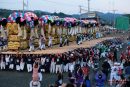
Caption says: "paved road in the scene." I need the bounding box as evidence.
[0,71,69,87]
[0,44,128,87]
[0,33,128,87]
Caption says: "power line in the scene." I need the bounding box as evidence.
[41,0,78,7]
[0,1,22,4]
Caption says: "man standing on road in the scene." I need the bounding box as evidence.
[55,54,62,73]
[50,55,56,73]
[27,55,33,72]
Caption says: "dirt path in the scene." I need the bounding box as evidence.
[1,37,114,54]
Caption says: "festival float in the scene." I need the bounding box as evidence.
[0,12,100,54]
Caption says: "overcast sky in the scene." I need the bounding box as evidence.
[0,0,130,14]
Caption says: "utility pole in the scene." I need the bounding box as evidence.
[79,5,88,20]
[23,0,25,14]
[79,5,82,20]
[88,0,90,12]
[113,10,117,28]
[27,0,29,10]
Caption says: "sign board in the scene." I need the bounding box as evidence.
[88,12,96,18]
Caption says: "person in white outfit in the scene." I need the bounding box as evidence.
[30,81,41,87]
[69,63,74,73]
[63,57,69,72]
[40,57,46,72]
[0,55,5,70]
[39,35,46,50]
[27,55,33,72]
[29,37,35,52]
[55,55,62,73]
[15,58,20,71]
[50,56,56,73]
[48,35,52,47]
[5,54,10,69]
[20,55,25,71]
[9,56,14,70]
[109,62,121,86]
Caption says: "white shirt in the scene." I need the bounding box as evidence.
[41,58,45,65]
[5,55,10,63]
[111,66,119,74]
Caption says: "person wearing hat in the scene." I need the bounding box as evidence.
[109,62,121,86]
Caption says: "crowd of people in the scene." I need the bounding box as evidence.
[1,38,130,87]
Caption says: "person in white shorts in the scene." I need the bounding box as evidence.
[0,55,5,70]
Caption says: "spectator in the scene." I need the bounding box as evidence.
[30,59,41,87]
[102,59,111,79]
[84,76,91,87]
[76,67,84,87]
[95,70,106,87]
[27,55,33,72]
[56,73,63,86]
